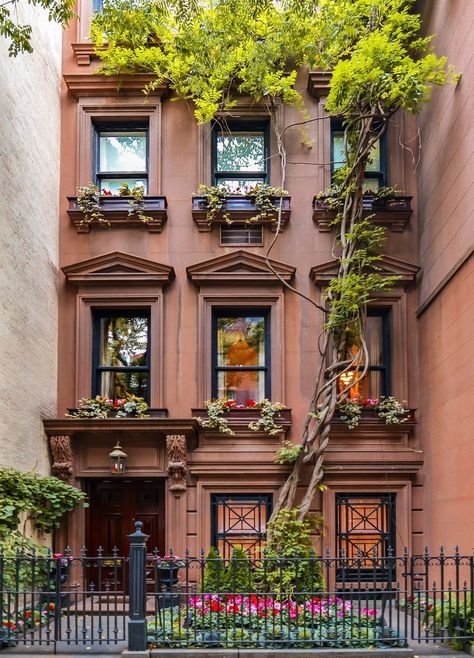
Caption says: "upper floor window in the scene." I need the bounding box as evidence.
[94,121,149,195]
[331,120,387,192]
[92,0,103,12]
[338,308,391,400]
[92,310,150,402]
[212,120,269,191]
[212,309,270,403]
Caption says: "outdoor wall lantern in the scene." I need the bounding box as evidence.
[109,441,128,474]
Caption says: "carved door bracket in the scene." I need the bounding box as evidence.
[49,435,74,484]
[166,434,187,496]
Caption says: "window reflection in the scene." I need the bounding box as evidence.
[214,314,268,403]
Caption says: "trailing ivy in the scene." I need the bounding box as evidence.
[0,468,84,536]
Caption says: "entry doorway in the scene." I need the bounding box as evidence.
[86,478,165,556]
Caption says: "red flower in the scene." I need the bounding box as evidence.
[245,399,257,407]
[226,400,236,407]
[24,611,32,618]
[210,601,224,612]
[101,188,113,196]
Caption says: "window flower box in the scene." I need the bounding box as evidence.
[66,407,168,419]
[192,405,291,435]
[67,195,168,233]
[312,194,412,232]
[192,194,291,232]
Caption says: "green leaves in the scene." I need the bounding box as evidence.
[0,468,85,537]
[1,0,75,56]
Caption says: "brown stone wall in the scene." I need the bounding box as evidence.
[57,12,426,553]
[0,3,62,474]
[417,0,474,552]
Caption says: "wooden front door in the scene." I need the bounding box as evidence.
[87,478,165,557]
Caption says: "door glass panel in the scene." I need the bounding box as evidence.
[99,131,147,172]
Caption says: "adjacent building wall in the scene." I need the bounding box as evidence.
[417,0,474,552]
[0,4,62,474]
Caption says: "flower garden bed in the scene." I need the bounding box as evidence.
[1,602,57,648]
[148,595,404,650]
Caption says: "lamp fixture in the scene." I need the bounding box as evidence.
[109,441,128,475]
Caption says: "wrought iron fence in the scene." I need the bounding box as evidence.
[148,546,474,651]
[0,547,127,650]
[1,527,473,653]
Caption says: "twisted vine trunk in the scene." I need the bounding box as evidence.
[265,106,391,531]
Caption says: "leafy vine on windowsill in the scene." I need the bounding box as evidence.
[195,398,287,436]
[66,394,150,419]
[195,183,288,225]
[336,396,409,430]
[75,182,152,228]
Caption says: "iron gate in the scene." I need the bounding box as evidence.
[0,548,127,650]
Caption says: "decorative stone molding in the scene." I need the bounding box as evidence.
[186,250,296,286]
[49,435,74,483]
[71,43,105,66]
[64,74,167,98]
[307,70,332,99]
[166,434,187,496]
[62,251,175,287]
[310,255,420,287]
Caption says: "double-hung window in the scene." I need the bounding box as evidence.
[92,310,150,402]
[338,308,391,400]
[212,120,269,191]
[331,120,387,193]
[94,121,149,195]
[212,309,270,403]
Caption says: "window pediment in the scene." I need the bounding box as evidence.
[62,251,175,287]
[309,256,419,287]
[186,250,296,286]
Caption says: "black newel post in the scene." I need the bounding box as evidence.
[128,521,149,651]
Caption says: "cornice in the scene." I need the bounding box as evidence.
[187,249,296,286]
[63,73,167,98]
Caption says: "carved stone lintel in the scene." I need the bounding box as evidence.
[166,434,187,497]
[49,436,74,484]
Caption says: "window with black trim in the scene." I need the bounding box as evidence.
[212,309,270,403]
[336,493,396,581]
[92,310,150,402]
[212,120,269,190]
[211,494,272,558]
[94,121,149,195]
[337,308,391,400]
[331,120,387,193]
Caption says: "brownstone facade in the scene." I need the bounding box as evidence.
[37,0,473,559]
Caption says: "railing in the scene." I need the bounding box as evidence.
[148,546,474,651]
[0,547,127,650]
[1,526,473,653]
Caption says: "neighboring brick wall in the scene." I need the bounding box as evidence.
[417,1,474,304]
[417,1,474,551]
[0,3,62,474]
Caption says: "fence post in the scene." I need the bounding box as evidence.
[127,521,149,652]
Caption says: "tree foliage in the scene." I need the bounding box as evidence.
[0,0,74,56]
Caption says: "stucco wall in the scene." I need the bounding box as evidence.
[0,4,62,474]
[417,0,474,551]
